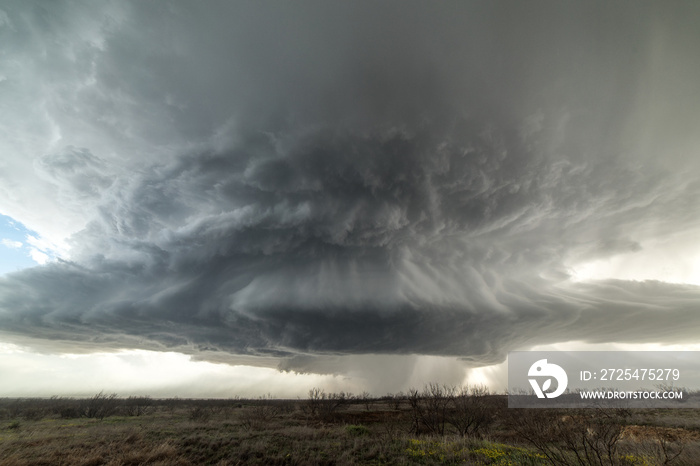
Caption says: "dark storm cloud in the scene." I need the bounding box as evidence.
[2,0,700,372]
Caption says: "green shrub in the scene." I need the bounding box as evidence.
[345,424,370,436]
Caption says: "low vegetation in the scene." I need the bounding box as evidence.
[0,385,698,465]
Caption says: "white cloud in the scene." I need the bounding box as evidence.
[568,229,700,286]
[25,234,65,256]
[29,248,49,265]
[1,238,22,249]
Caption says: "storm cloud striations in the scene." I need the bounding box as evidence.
[2,1,700,374]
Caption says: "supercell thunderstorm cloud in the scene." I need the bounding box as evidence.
[1,1,700,392]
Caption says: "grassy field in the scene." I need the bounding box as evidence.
[0,389,699,465]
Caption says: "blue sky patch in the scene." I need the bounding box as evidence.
[0,214,42,275]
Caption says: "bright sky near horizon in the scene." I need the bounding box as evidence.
[2,1,700,397]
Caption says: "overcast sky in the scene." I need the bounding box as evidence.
[1,1,700,397]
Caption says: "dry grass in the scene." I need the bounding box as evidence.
[0,394,698,465]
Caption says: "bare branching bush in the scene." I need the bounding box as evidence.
[655,383,689,404]
[82,392,119,420]
[359,391,373,411]
[390,392,404,411]
[46,396,79,419]
[654,430,685,465]
[229,395,243,409]
[8,400,46,421]
[407,388,426,434]
[408,384,453,435]
[630,426,686,466]
[5,400,27,419]
[507,409,567,464]
[162,397,180,414]
[187,398,235,421]
[123,396,154,417]
[407,384,497,437]
[507,408,633,465]
[304,388,349,421]
[240,394,282,430]
[188,405,212,422]
[448,385,497,438]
